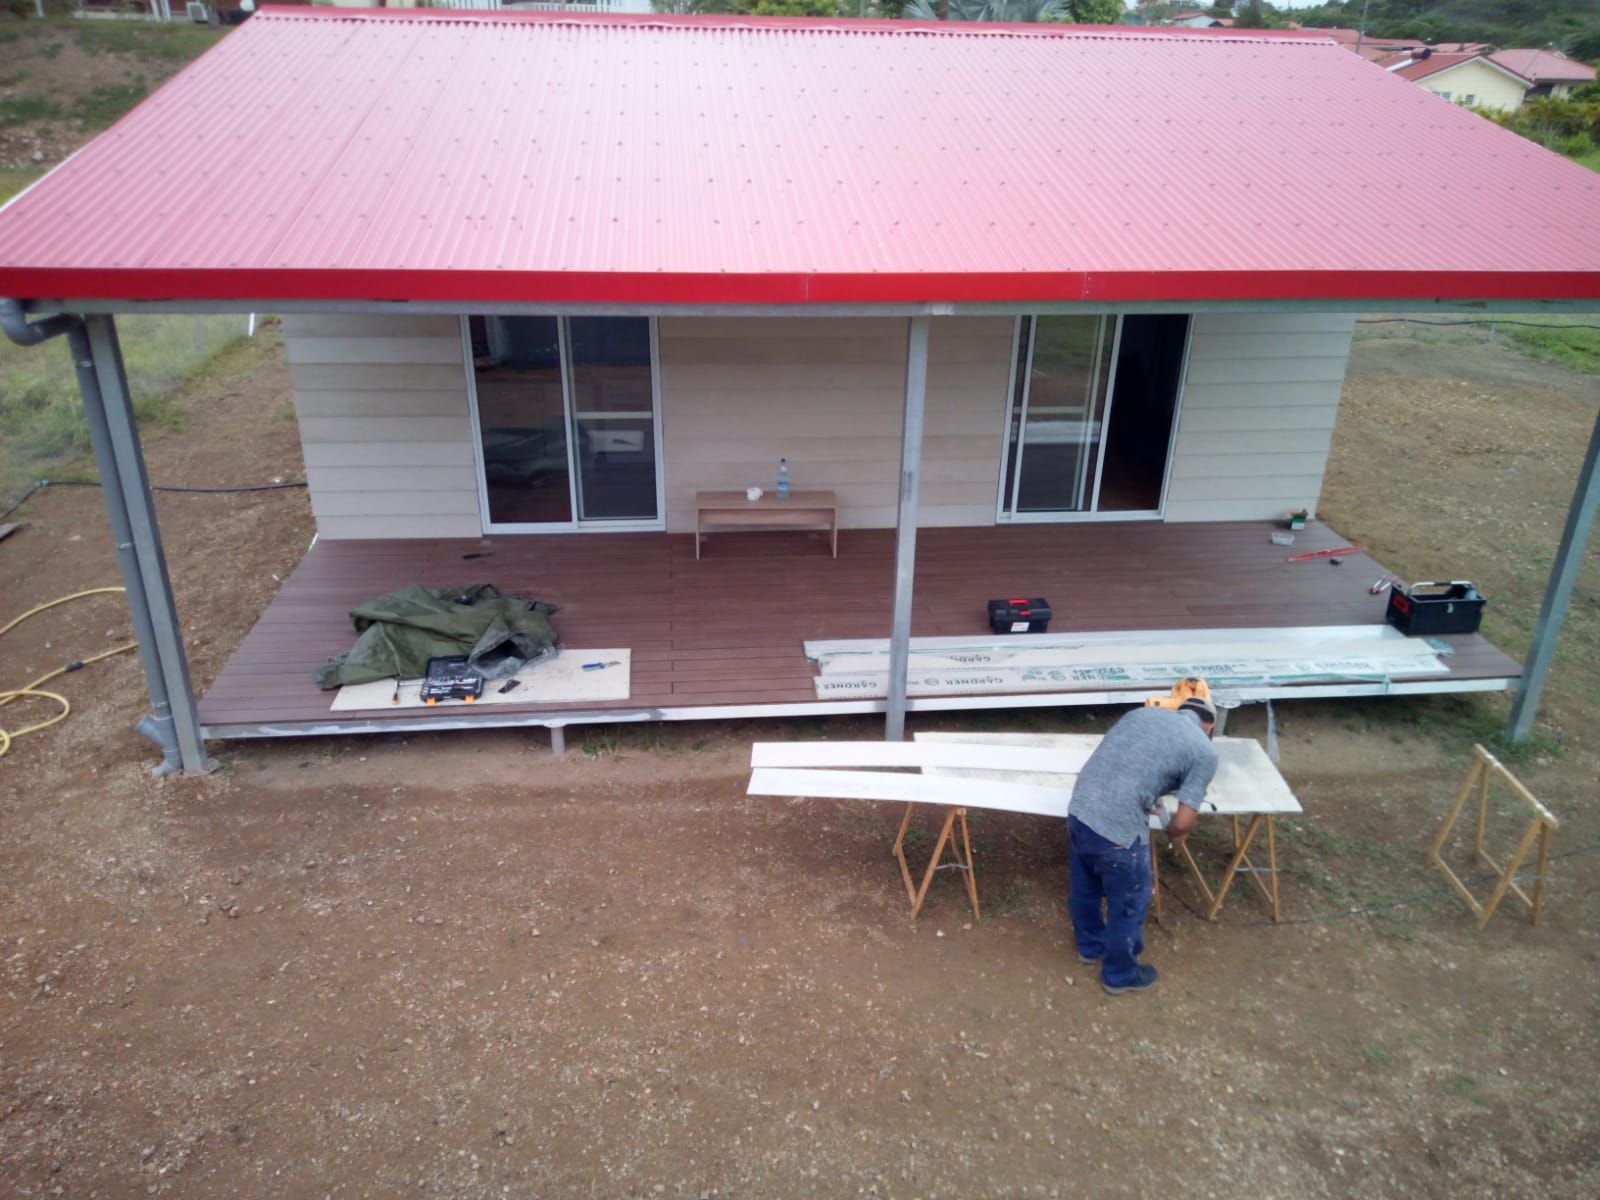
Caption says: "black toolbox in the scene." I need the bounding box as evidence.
[987,597,1052,635]
[1385,581,1485,637]
[419,655,485,704]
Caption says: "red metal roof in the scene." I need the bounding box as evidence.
[1490,48,1597,85]
[1386,51,1531,87]
[1,8,1597,307]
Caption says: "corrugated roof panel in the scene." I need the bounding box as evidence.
[0,9,1596,305]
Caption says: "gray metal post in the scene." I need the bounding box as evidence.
[70,322,185,774]
[1507,401,1600,741]
[885,316,930,743]
[83,315,211,773]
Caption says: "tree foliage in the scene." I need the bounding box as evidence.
[1290,0,1600,60]
[1063,0,1125,24]
[901,0,1064,19]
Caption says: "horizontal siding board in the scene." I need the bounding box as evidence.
[1165,499,1318,522]
[302,441,477,468]
[298,416,471,444]
[315,513,482,539]
[660,314,1009,532]
[289,363,472,392]
[1166,475,1324,502]
[286,336,465,367]
[1189,312,1357,337]
[1176,429,1336,457]
[1178,405,1338,433]
[305,465,478,493]
[1170,452,1327,479]
[1166,311,1350,529]
[1188,332,1359,361]
[1177,380,1351,410]
[311,489,482,518]
[1184,356,1350,386]
[293,391,469,419]
[283,314,463,339]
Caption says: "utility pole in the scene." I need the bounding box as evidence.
[1355,0,1371,55]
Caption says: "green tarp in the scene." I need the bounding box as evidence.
[313,583,559,690]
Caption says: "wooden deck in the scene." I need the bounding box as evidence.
[196,519,1523,740]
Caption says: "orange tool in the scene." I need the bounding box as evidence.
[1287,546,1364,563]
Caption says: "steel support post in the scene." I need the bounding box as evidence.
[885,316,930,743]
[82,315,211,773]
[1508,401,1600,742]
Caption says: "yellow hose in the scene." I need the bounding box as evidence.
[1,588,137,759]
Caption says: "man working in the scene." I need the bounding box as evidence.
[1067,696,1218,996]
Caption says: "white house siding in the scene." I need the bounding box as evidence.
[1165,311,1355,523]
[657,317,1013,533]
[1416,60,1528,113]
[283,313,481,539]
[284,310,1352,537]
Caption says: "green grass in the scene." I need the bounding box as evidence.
[0,94,62,123]
[0,313,249,505]
[1502,317,1600,375]
[72,79,148,128]
[0,168,45,205]
[72,20,226,64]
[1354,1042,1389,1067]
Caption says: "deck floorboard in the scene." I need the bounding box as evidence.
[196,520,1522,734]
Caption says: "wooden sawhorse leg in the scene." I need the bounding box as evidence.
[1172,815,1283,921]
[892,802,980,920]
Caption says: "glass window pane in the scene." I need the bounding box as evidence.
[473,315,573,525]
[568,317,658,522]
[1015,316,1113,513]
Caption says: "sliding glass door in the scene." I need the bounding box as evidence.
[999,314,1189,521]
[468,316,663,531]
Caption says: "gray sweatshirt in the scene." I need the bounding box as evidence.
[1069,706,1218,846]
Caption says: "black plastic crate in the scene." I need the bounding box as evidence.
[987,597,1052,634]
[1385,581,1485,637]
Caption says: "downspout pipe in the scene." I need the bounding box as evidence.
[0,298,187,775]
[0,297,76,345]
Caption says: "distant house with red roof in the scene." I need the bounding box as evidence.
[1310,27,1490,64]
[1490,49,1597,100]
[1382,48,1531,112]
[1167,9,1231,28]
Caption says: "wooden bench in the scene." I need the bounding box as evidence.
[748,733,1302,921]
[695,489,838,559]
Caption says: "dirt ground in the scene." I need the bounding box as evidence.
[2,320,1598,1198]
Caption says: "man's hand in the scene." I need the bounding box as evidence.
[1164,803,1199,848]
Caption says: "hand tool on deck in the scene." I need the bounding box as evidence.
[1287,545,1364,563]
[1369,575,1397,595]
[582,661,622,671]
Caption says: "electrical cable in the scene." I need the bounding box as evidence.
[0,477,307,524]
[0,588,137,760]
[1356,316,1600,333]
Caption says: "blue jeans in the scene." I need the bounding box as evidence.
[1067,816,1153,988]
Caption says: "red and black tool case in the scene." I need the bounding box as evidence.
[987,597,1053,635]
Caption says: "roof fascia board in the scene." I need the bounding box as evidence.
[23,297,1600,319]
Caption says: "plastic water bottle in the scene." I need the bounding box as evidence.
[776,457,789,500]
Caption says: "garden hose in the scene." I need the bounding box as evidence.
[0,588,136,759]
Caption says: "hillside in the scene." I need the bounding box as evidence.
[0,17,224,196]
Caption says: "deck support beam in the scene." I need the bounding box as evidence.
[79,315,210,774]
[885,315,930,743]
[1508,400,1600,742]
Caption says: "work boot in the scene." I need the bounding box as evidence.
[1101,964,1159,996]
